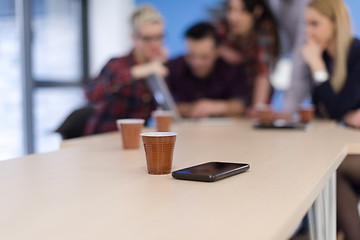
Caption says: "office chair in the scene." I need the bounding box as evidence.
[55,105,94,140]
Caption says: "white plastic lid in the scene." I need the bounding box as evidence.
[140,132,177,137]
[152,110,174,117]
[116,119,145,124]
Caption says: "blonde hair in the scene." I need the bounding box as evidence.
[309,0,352,92]
[131,5,163,35]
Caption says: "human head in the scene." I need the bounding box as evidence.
[131,5,164,62]
[184,22,220,78]
[226,0,273,36]
[306,0,352,92]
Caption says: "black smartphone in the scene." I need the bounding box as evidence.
[172,162,250,182]
[253,119,307,130]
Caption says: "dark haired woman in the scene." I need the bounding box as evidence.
[217,0,279,115]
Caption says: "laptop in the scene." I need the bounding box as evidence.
[145,74,182,121]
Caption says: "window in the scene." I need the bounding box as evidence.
[0,0,88,160]
[0,0,22,160]
[32,0,87,153]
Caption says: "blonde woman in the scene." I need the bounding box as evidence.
[84,6,168,134]
[302,0,360,239]
[302,0,360,125]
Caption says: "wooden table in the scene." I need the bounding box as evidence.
[0,119,359,240]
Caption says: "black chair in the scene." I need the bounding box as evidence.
[55,105,94,140]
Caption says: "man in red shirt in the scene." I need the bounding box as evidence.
[84,5,167,134]
[166,22,247,118]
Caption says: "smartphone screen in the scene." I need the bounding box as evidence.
[172,162,250,182]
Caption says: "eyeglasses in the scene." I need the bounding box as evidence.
[136,34,164,43]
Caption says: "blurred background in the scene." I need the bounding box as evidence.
[1,0,359,161]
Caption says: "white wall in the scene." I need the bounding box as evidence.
[88,0,135,77]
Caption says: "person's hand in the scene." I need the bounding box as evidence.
[188,99,227,118]
[301,38,326,72]
[273,111,292,121]
[218,45,242,65]
[148,60,168,77]
[245,108,258,119]
[131,60,168,79]
[245,104,269,119]
[343,109,360,128]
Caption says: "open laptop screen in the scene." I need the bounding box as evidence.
[145,74,181,121]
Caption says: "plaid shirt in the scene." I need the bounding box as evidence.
[218,19,279,97]
[166,56,249,105]
[84,51,156,135]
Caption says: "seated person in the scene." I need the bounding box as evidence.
[302,0,360,125]
[214,0,279,116]
[166,22,247,118]
[300,0,360,239]
[84,5,168,134]
[267,0,312,114]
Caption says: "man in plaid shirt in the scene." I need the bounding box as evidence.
[84,6,168,135]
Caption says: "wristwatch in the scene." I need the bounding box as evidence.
[313,70,329,84]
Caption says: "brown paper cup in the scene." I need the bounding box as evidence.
[298,107,314,124]
[152,111,173,132]
[141,132,177,175]
[257,107,274,125]
[116,119,145,149]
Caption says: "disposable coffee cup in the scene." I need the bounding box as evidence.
[298,106,314,124]
[257,105,274,125]
[141,132,177,175]
[152,110,173,132]
[116,119,145,149]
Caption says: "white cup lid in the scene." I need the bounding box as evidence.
[116,119,145,124]
[152,110,173,117]
[140,132,177,137]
